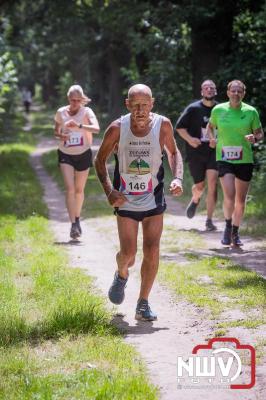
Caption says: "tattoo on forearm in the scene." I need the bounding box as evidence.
[95,162,112,194]
[169,150,183,180]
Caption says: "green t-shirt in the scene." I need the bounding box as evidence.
[210,101,261,163]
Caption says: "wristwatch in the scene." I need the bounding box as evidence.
[79,123,83,129]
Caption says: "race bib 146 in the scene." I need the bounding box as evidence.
[120,173,152,195]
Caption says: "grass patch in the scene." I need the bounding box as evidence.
[159,256,266,321]
[42,149,112,218]
[214,329,228,337]
[161,226,205,253]
[0,107,54,146]
[159,259,223,316]
[0,144,47,218]
[217,319,266,330]
[0,336,157,399]
[0,213,157,398]
[29,109,54,138]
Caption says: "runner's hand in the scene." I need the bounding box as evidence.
[245,134,255,144]
[169,178,183,197]
[107,190,127,207]
[209,138,216,148]
[189,137,201,148]
[65,119,79,128]
[60,132,70,141]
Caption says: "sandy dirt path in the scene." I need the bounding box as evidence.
[30,138,266,400]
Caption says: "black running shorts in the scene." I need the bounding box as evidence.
[217,161,254,182]
[114,204,166,222]
[188,151,217,184]
[58,148,93,171]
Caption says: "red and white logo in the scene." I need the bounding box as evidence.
[177,337,255,389]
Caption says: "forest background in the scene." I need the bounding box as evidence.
[1,0,266,224]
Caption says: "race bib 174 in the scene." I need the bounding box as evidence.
[120,173,152,195]
[222,146,243,161]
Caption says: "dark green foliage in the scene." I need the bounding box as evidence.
[1,0,265,219]
[1,0,265,122]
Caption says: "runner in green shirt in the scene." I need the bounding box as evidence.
[208,80,263,246]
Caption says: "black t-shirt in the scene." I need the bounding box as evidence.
[175,100,217,161]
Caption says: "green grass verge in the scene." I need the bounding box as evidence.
[0,108,54,146]
[0,144,47,218]
[0,137,157,398]
[161,226,205,253]
[159,256,266,323]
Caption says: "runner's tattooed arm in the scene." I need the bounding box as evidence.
[160,118,183,196]
[94,120,127,206]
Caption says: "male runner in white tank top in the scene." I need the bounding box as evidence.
[95,84,183,321]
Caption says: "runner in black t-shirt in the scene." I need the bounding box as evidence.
[175,80,218,231]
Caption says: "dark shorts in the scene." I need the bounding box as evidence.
[217,161,254,182]
[114,204,166,222]
[188,151,217,184]
[57,148,93,171]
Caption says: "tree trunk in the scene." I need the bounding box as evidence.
[107,45,130,119]
[190,1,237,97]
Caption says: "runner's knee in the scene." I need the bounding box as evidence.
[143,242,160,259]
[208,184,217,196]
[117,250,136,267]
[66,187,75,196]
[192,183,204,196]
[75,187,84,195]
[235,200,245,212]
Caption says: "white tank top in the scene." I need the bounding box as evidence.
[55,106,93,155]
[115,113,165,212]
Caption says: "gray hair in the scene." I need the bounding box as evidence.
[67,85,91,104]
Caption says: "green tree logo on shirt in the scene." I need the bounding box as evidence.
[128,157,150,174]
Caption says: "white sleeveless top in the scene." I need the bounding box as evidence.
[55,106,93,155]
[114,113,165,212]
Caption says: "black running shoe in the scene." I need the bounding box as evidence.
[186,199,200,219]
[108,271,128,305]
[70,223,80,240]
[75,218,82,235]
[232,233,243,246]
[135,299,157,321]
[205,219,217,231]
[221,226,232,245]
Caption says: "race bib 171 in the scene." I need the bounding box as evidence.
[64,131,83,147]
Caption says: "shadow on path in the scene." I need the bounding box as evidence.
[54,240,84,246]
[111,314,170,336]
